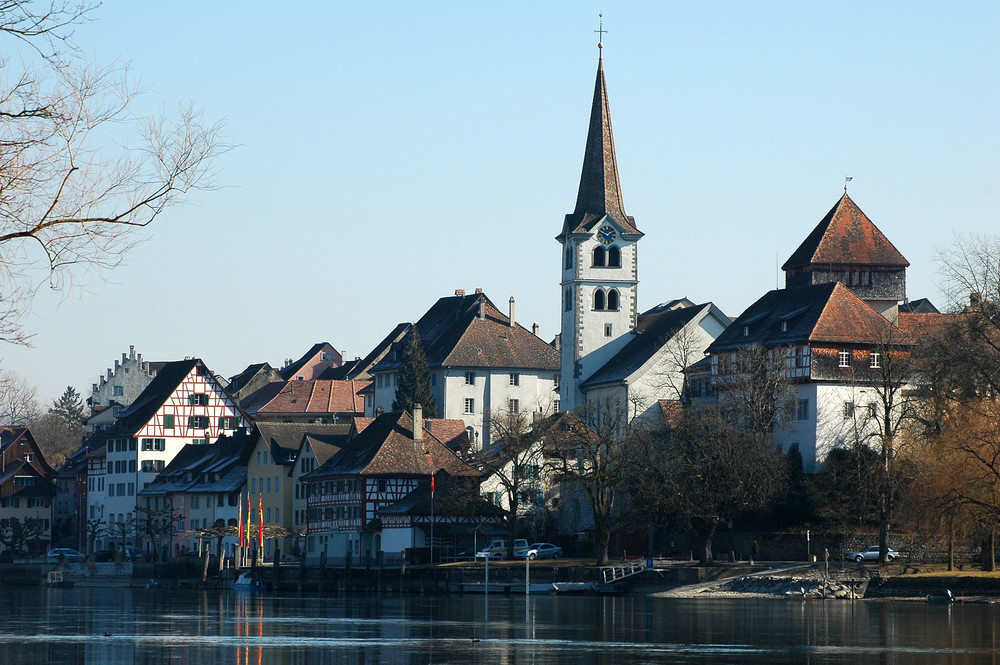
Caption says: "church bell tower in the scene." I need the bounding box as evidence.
[557,44,643,411]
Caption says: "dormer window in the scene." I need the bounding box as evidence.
[780,321,788,332]
[742,325,750,337]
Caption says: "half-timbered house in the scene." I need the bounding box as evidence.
[302,406,492,565]
[87,358,249,551]
[0,427,57,555]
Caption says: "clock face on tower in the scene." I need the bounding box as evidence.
[598,225,616,245]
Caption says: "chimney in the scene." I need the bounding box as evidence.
[509,296,516,328]
[478,299,485,320]
[532,322,539,337]
[554,333,561,351]
[129,345,135,359]
[413,403,423,442]
[475,287,483,294]
[455,289,465,296]
[376,406,384,416]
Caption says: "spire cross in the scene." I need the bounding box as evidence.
[595,14,606,49]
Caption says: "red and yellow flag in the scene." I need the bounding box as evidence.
[258,493,264,549]
[246,493,252,548]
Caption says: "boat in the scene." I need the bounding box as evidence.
[46,570,74,588]
[927,590,955,604]
[233,572,266,591]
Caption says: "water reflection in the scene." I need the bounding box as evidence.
[0,586,998,664]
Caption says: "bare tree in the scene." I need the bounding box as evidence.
[83,517,104,557]
[134,503,179,563]
[0,369,40,425]
[0,516,44,553]
[544,397,644,566]
[466,407,544,558]
[0,1,227,343]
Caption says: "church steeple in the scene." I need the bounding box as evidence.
[559,53,641,240]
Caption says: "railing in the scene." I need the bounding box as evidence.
[601,559,648,584]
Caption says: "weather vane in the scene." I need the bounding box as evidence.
[595,13,607,49]
[844,175,852,193]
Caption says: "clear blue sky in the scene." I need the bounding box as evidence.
[4,1,999,405]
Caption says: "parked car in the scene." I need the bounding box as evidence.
[93,549,116,562]
[514,543,563,560]
[120,545,142,562]
[475,538,529,560]
[845,545,899,562]
[46,548,83,563]
[0,549,29,562]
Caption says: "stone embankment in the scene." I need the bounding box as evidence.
[718,574,866,599]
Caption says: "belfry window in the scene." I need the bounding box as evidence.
[608,246,621,267]
[593,289,606,310]
[592,246,606,267]
[564,288,572,312]
[564,247,573,270]
[607,289,620,310]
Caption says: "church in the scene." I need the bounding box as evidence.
[556,46,730,423]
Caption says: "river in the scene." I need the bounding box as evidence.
[1,586,997,664]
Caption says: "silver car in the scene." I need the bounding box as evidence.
[514,543,563,560]
[845,545,899,562]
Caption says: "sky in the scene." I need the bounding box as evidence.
[3,1,999,405]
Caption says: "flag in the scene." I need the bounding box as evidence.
[237,493,244,547]
[430,474,435,495]
[258,493,264,549]
[246,493,252,548]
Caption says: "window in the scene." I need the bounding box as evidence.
[553,400,560,412]
[564,246,573,269]
[127,483,135,496]
[553,374,560,389]
[163,415,174,429]
[113,385,123,396]
[796,399,809,421]
[509,373,519,386]
[838,349,852,368]
[780,320,788,332]
[592,246,606,267]
[378,479,387,493]
[608,246,621,267]
[251,478,256,493]
[141,438,166,451]
[141,460,164,473]
[508,399,519,413]
[266,477,271,492]
[274,476,279,492]
[564,289,572,312]
[266,507,272,523]
[843,402,855,420]
[464,371,476,385]
[605,323,613,337]
[188,416,209,429]
[593,289,606,310]
[321,351,336,361]
[869,351,881,369]
[464,398,475,414]
[218,416,236,429]
[188,393,209,406]
[607,289,619,310]
[109,484,115,497]
[742,325,749,336]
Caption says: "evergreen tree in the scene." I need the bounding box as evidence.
[392,330,437,418]
[50,387,85,429]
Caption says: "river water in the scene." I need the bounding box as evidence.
[1,586,998,664]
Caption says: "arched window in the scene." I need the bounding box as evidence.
[607,289,620,310]
[593,289,606,310]
[564,288,572,312]
[592,246,606,267]
[564,246,573,270]
[608,246,621,267]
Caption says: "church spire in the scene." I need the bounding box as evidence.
[560,51,640,239]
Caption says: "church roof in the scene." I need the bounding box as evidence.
[782,194,909,271]
[580,302,712,389]
[709,282,905,352]
[559,55,640,240]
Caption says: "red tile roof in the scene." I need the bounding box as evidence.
[256,380,370,415]
[783,194,908,270]
[810,283,901,344]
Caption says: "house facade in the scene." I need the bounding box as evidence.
[0,427,57,554]
[87,358,249,551]
[369,292,561,449]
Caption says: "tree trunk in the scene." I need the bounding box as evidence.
[697,521,717,564]
[595,527,612,566]
[947,514,955,572]
[982,531,996,572]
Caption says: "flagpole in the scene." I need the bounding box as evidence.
[430,474,435,565]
